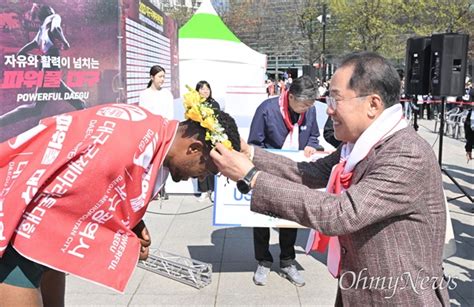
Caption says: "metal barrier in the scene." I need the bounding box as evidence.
[138,249,212,289]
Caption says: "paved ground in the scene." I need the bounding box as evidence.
[65,119,473,306]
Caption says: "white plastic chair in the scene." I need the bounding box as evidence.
[434,107,460,133]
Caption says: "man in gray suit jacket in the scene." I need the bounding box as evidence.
[211,52,450,306]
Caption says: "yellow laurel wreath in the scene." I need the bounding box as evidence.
[183,85,233,150]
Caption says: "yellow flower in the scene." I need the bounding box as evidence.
[222,139,233,150]
[201,116,216,131]
[183,92,199,108]
[184,85,205,108]
[182,86,233,150]
[186,105,202,122]
[201,106,214,117]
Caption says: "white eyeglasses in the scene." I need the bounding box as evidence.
[326,95,370,110]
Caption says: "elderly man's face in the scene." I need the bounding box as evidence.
[326,66,373,143]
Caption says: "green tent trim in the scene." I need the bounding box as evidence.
[179,13,241,43]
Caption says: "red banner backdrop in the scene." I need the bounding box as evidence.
[0,0,179,142]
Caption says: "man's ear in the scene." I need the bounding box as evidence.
[367,94,383,118]
[187,140,204,155]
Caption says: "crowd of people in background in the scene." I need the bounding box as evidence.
[266,75,331,99]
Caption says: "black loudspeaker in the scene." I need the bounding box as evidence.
[405,36,431,95]
[430,33,469,96]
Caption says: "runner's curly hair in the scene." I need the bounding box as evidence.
[214,110,241,152]
[181,109,241,152]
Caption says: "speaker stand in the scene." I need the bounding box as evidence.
[411,96,419,131]
[437,96,473,203]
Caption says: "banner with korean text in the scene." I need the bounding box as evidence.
[0,0,179,143]
[0,1,121,142]
[123,0,180,103]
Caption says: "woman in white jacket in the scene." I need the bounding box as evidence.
[139,65,174,120]
[139,65,174,200]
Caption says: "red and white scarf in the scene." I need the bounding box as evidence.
[0,104,178,292]
[305,104,407,277]
[279,89,305,150]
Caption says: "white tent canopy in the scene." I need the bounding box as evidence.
[178,0,267,122]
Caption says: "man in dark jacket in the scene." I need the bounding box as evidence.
[248,76,320,287]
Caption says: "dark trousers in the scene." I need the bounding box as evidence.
[419,103,433,119]
[253,227,297,268]
[198,175,215,192]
